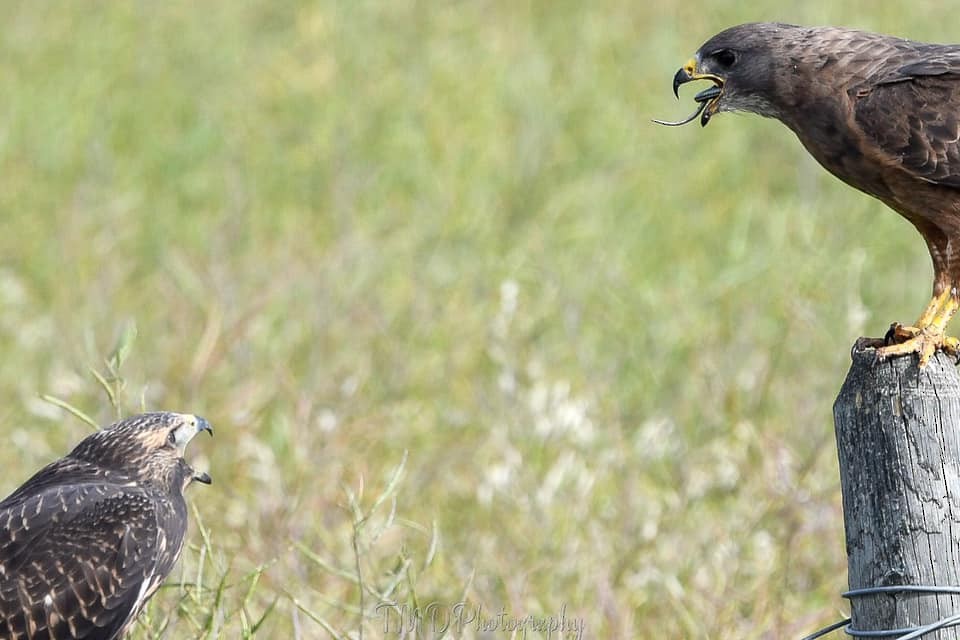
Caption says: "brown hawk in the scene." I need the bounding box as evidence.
[658,23,960,366]
[0,412,213,639]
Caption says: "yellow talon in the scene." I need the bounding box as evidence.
[876,289,960,367]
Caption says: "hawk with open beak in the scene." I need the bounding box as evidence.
[656,22,960,367]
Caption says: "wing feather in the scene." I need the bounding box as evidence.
[854,46,960,187]
[0,481,180,640]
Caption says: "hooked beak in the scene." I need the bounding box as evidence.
[174,414,214,486]
[654,58,725,127]
[196,416,214,438]
[173,414,214,452]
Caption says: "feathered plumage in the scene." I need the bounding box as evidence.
[0,412,212,639]
[664,23,960,365]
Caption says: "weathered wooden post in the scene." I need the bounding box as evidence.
[833,345,960,638]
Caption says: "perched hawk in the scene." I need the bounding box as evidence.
[659,23,960,366]
[0,412,213,639]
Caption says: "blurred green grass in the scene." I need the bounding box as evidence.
[0,1,956,637]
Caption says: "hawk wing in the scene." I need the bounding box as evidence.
[854,49,960,188]
[0,481,180,640]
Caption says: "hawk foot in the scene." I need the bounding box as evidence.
[876,326,960,367]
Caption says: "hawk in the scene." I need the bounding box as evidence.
[0,412,213,639]
[658,23,960,366]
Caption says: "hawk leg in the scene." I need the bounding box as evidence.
[878,288,960,366]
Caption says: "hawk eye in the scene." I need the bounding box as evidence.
[713,49,737,68]
[167,430,177,446]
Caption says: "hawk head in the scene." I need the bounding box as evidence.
[655,22,802,127]
[69,412,213,493]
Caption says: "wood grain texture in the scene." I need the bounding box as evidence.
[834,347,960,637]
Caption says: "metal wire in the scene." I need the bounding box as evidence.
[801,618,851,640]
[802,585,960,639]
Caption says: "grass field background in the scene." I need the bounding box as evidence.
[0,1,956,638]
